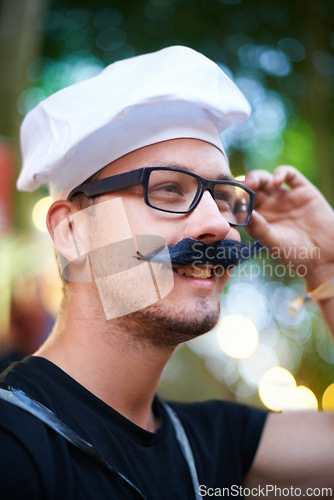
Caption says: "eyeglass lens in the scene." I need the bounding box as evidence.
[147,169,251,225]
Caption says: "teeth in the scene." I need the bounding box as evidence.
[175,266,212,279]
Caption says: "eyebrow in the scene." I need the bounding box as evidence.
[152,162,235,182]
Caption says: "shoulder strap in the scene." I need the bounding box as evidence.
[0,387,146,500]
[160,398,201,500]
[0,387,200,500]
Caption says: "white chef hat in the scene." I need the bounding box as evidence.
[17,45,251,200]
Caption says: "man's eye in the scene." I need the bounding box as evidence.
[215,192,233,204]
[151,183,184,195]
[216,200,232,212]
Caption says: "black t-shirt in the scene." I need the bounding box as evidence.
[0,357,267,499]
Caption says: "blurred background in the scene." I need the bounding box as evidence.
[0,0,333,411]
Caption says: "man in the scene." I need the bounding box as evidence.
[1,46,334,498]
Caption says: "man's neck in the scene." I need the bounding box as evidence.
[35,287,175,432]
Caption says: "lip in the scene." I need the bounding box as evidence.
[172,265,217,289]
[173,264,213,278]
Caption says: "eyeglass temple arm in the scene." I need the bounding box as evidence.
[68,168,146,199]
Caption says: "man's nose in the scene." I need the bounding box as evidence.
[183,190,233,242]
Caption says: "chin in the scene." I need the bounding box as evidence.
[123,297,221,349]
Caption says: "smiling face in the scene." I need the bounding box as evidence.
[84,138,241,347]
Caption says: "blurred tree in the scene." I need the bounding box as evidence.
[301,0,333,203]
[0,0,49,141]
[0,0,50,339]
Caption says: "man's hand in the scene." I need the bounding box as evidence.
[244,167,334,492]
[245,165,334,289]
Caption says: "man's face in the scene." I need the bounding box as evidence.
[89,138,240,347]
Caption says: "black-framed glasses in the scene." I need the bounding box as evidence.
[68,167,255,226]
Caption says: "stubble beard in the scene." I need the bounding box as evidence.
[118,297,221,349]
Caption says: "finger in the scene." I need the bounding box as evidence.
[245,170,275,192]
[246,210,277,249]
[273,165,311,189]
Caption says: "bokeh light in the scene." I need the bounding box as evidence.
[322,383,334,411]
[216,314,259,359]
[239,343,279,387]
[40,257,63,316]
[224,282,271,330]
[277,38,305,62]
[32,196,53,232]
[259,366,296,411]
[285,386,318,411]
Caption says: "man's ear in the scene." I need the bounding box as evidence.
[47,200,87,263]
